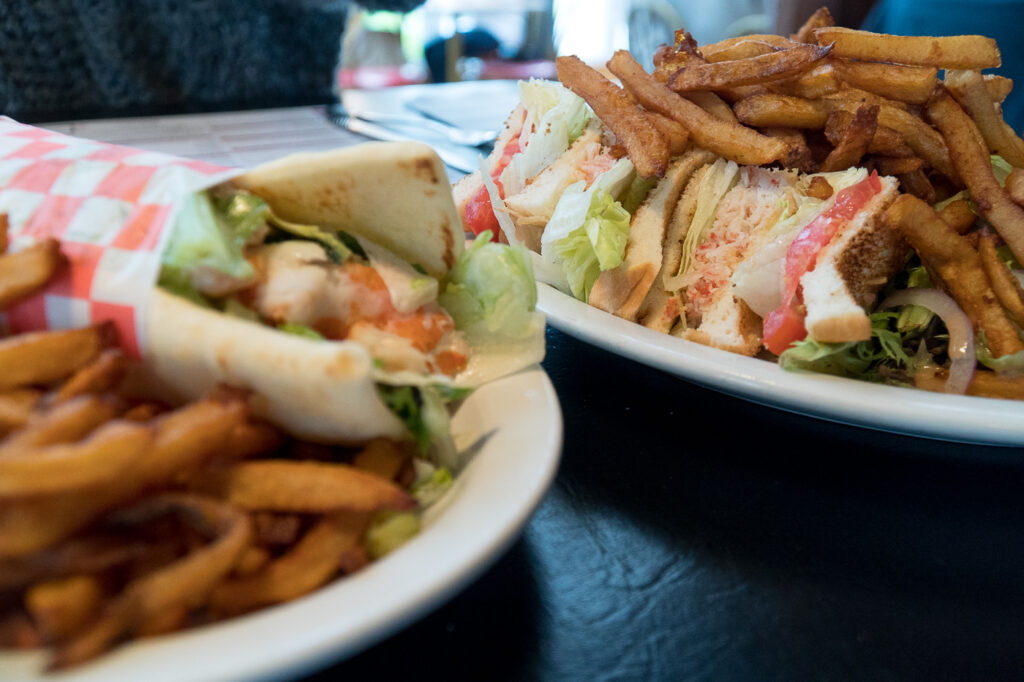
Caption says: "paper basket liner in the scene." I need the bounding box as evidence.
[0,117,239,357]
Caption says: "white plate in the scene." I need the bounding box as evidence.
[0,367,562,682]
[537,284,1024,447]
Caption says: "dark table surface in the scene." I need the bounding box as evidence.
[304,326,1024,682]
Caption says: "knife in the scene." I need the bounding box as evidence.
[325,104,481,175]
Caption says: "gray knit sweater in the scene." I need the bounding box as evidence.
[0,0,423,122]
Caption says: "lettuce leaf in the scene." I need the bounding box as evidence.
[540,158,635,301]
[411,463,453,507]
[439,230,542,345]
[267,213,352,264]
[779,311,913,380]
[663,159,739,292]
[277,323,326,340]
[366,511,421,559]
[161,190,261,283]
[376,384,458,468]
[550,190,630,300]
[976,331,1024,373]
[499,79,592,198]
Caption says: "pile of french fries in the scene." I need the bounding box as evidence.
[0,216,420,669]
[556,7,1024,399]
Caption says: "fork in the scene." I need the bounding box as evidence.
[327,103,496,148]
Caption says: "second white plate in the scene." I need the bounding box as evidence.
[537,283,1024,447]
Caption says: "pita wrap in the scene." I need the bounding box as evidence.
[235,142,462,279]
[144,143,540,444]
[145,288,406,443]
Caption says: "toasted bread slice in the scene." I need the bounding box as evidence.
[636,153,716,332]
[801,175,904,342]
[589,149,710,320]
[504,126,604,251]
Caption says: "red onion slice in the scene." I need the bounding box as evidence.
[878,288,975,395]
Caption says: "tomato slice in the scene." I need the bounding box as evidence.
[464,185,500,236]
[462,133,523,236]
[762,171,882,355]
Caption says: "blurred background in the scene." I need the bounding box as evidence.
[337,0,876,90]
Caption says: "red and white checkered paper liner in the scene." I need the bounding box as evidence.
[0,118,239,357]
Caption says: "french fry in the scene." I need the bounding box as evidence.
[0,389,41,435]
[683,90,739,122]
[916,366,1024,399]
[985,74,1013,104]
[250,512,302,547]
[652,44,691,83]
[0,397,246,557]
[52,494,251,669]
[885,193,1024,357]
[938,198,977,234]
[48,349,126,406]
[210,511,368,616]
[0,420,151,498]
[825,109,910,156]
[1006,168,1024,206]
[556,55,669,178]
[0,323,114,392]
[0,239,64,311]
[668,42,832,91]
[195,460,415,513]
[25,575,104,642]
[820,104,878,172]
[733,93,831,129]
[762,127,815,171]
[805,175,834,200]
[825,86,911,113]
[770,62,839,99]
[839,99,959,182]
[874,156,925,176]
[353,437,411,480]
[944,69,1024,168]
[608,50,788,166]
[897,168,937,204]
[978,228,1024,327]
[701,33,803,59]
[645,109,692,156]
[812,27,1001,70]
[927,88,1024,264]
[791,6,834,43]
[701,39,783,63]
[831,59,937,104]
[0,535,151,592]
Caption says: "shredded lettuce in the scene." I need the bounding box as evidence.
[540,158,635,301]
[411,463,453,507]
[779,311,913,380]
[376,384,458,469]
[267,213,352,264]
[933,156,1010,213]
[662,159,740,292]
[895,265,935,332]
[499,79,592,198]
[223,298,262,322]
[366,511,421,559]
[991,154,1014,185]
[277,323,325,340]
[439,230,543,346]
